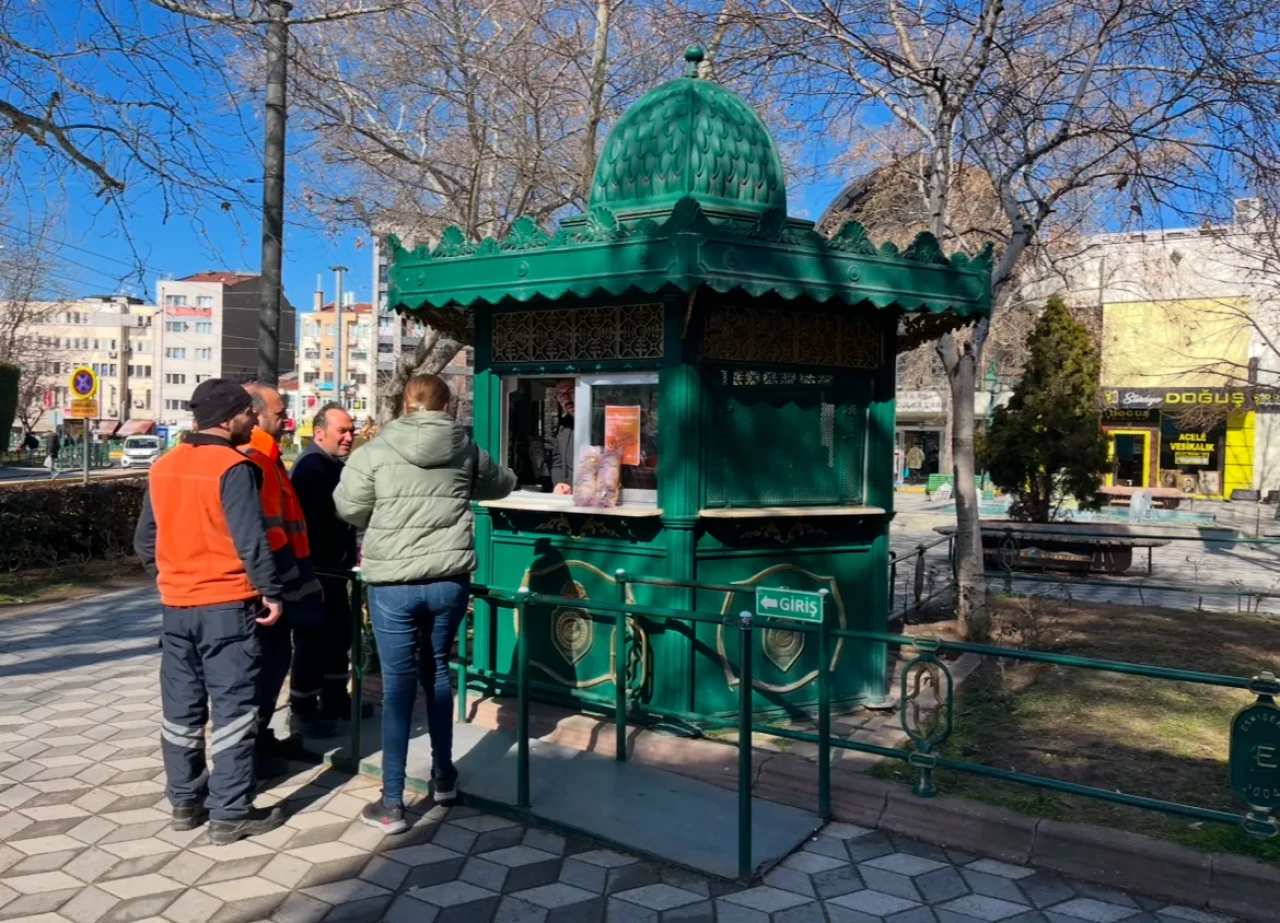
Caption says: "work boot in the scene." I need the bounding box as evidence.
[171,803,208,831]
[207,807,284,846]
[321,690,373,723]
[289,709,338,740]
[321,689,351,721]
[254,729,300,779]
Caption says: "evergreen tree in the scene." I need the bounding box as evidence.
[985,296,1109,521]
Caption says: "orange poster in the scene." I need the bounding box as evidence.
[604,406,641,465]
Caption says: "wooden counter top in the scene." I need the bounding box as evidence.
[697,506,887,519]
[480,497,664,518]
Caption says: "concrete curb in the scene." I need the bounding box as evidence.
[464,696,1280,922]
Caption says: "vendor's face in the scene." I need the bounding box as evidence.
[555,380,575,416]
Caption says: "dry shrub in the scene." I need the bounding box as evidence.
[1,479,145,574]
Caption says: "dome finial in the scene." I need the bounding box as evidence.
[684,45,705,78]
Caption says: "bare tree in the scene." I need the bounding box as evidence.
[286,0,672,419]
[0,217,68,438]
[705,0,1278,637]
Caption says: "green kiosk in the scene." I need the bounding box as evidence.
[387,47,991,730]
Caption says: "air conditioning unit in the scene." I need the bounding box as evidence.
[133,400,145,409]
[108,352,118,359]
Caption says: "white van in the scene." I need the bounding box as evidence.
[121,435,164,469]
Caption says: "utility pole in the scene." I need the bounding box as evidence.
[331,265,348,409]
[257,0,292,385]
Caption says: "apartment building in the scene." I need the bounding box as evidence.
[296,297,377,425]
[26,296,159,437]
[371,238,474,424]
[1057,199,1280,496]
[153,272,297,429]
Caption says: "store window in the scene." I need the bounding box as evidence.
[1159,417,1225,494]
[502,372,659,506]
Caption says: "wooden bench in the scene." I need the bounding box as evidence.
[935,522,1169,575]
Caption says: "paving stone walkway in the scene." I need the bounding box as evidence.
[0,586,1236,922]
[890,495,1280,615]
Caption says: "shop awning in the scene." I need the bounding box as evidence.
[95,420,121,438]
[117,420,155,437]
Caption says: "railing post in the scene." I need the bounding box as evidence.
[817,590,832,821]
[737,610,754,880]
[913,545,926,611]
[516,588,531,810]
[614,570,629,762]
[349,575,364,767]
[888,553,898,613]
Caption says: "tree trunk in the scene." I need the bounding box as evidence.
[376,327,465,425]
[578,0,612,200]
[943,331,989,639]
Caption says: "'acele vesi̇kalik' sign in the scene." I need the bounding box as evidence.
[1104,386,1280,411]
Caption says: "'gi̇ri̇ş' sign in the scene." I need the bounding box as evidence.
[1103,387,1280,412]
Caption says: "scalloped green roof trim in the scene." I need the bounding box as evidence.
[387,198,992,318]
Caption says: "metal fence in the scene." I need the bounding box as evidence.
[890,535,955,619]
[322,567,1279,881]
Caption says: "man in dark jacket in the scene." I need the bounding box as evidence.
[290,403,358,723]
[133,378,286,845]
[549,378,576,493]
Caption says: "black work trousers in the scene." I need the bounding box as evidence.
[159,600,262,820]
[259,575,353,725]
[287,574,354,717]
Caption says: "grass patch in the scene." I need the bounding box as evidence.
[872,598,1280,866]
[0,558,148,607]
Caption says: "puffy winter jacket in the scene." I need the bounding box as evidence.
[333,411,516,585]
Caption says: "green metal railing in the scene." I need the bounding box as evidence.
[890,535,955,617]
[320,567,1278,881]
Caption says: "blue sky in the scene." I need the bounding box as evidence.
[28,173,372,312]
[4,0,857,312]
[6,0,372,313]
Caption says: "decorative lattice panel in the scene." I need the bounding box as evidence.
[704,305,883,369]
[705,374,867,507]
[492,304,664,364]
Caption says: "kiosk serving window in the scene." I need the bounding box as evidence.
[503,372,659,507]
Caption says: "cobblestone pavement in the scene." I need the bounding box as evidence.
[0,587,1236,922]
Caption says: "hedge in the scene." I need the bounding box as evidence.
[0,478,146,572]
[0,361,17,454]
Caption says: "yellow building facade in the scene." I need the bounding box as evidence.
[1100,297,1258,498]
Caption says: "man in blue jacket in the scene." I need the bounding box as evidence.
[290,404,359,724]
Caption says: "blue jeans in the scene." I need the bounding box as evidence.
[368,576,470,805]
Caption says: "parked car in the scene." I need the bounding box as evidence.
[120,435,164,469]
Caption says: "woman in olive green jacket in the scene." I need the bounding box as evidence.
[335,374,515,833]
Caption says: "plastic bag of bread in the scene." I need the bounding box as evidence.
[596,450,622,507]
[573,446,602,507]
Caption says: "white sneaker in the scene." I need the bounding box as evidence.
[431,771,458,804]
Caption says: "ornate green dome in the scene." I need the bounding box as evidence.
[589,47,787,217]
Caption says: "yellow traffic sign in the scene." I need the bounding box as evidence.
[68,399,99,419]
[69,366,99,400]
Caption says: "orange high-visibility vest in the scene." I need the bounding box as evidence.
[149,443,258,607]
[244,428,311,560]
